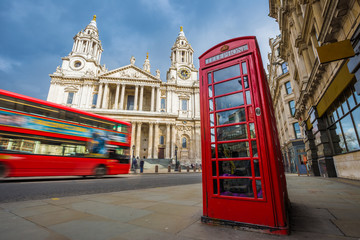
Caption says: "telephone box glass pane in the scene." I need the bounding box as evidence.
[246,91,251,104]
[217,124,247,141]
[211,128,215,142]
[243,76,249,88]
[214,78,242,96]
[213,179,218,194]
[214,65,240,83]
[209,99,214,111]
[218,142,249,158]
[216,108,246,125]
[210,114,215,127]
[254,159,260,176]
[220,179,253,197]
[212,161,217,176]
[215,92,244,110]
[208,85,213,98]
[208,73,212,84]
[249,123,256,138]
[252,140,258,157]
[211,144,216,158]
[256,180,263,198]
[242,62,247,74]
[219,160,252,176]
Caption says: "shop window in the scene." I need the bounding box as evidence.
[285,81,292,94]
[327,87,360,154]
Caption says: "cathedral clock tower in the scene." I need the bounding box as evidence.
[166,27,198,86]
[55,15,105,78]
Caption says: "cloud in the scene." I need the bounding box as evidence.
[0,56,21,73]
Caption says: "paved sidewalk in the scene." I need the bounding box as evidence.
[0,174,360,240]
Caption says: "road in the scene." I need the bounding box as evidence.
[0,173,202,203]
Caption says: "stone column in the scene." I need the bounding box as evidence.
[156,87,161,112]
[134,85,139,111]
[131,122,136,159]
[302,49,313,76]
[147,122,154,159]
[120,84,125,110]
[165,124,171,159]
[153,123,159,159]
[135,122,142,157]
[139,86,144,111]
[114,83,120,109]
[85,85,93,108]
[150,86,155,112]
[171,124,177,159]
[96,83,103,108]
[102,83,109,109]
[312,2,323,31]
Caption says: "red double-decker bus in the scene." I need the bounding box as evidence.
[0,89,131,178]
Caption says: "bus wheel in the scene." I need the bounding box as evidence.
[94,165,107,178]
[0,163,9,178]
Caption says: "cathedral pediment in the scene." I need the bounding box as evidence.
[100,65,160,82]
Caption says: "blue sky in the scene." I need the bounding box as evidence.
[0,0,280,100]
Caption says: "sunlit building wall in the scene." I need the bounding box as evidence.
[267,35,306,174]
[269,0,360,179]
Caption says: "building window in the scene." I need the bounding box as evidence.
[281,62,288,74]
[327,87,360,154]
[67,92,74,104]
[182,99,188,111]
[92,94,98,107]
[160,136,164,145]
[285,81,292,94]
[289,100,295,116]
[161,98,166,109]
[127,95,134,110]
[293,122,301,139]
[182,137,187,148]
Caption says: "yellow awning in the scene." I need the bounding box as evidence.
[317,60,354,117]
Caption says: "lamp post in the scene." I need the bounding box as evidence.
[132,145,135,158]
[175,145,178,171]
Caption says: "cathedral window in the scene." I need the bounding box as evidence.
[182,137,187,148]
[92,94,98,108]
[74,61,82,68]
[161,98,166,109]
[160,136,165,145]
[182,99,188,111]
[67,92,74,104]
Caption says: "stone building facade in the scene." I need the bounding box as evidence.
[267,35,307,174]
[47,16,201,165]
[269,0,360,179]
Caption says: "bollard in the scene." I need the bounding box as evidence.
[168,165,171,172]
[178,166,181,172]
[155,165,158,173]
[187,166,189,172]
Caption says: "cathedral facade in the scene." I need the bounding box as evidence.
[47,16,201,165]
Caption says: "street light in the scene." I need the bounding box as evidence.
[175,145,178,171]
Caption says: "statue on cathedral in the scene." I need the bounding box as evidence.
[130,56,136,65]
[156,69,160,78]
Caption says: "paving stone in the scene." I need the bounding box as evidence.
[26,209,92,227]
[332,219,360,238]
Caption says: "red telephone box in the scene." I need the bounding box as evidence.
[199,36,289,235]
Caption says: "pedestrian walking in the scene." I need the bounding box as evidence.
[140,156,145,173]
[132,156,138,174]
